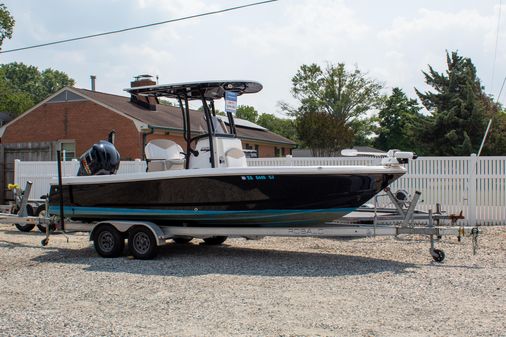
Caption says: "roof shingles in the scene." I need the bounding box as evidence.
[74,88,295,146]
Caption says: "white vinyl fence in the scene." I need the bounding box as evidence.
[248,155,506,226]
[14,155,506,225]
[14,159,146,201]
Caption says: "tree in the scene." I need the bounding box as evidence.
[227,104,297,142]
[235,105,258,122]
[415,51,503,155]
[159,98,176,107]
[256,113,297,142]
[0,75,33,115]
[197,105,225,115]
[0,3,14,50]
[285,63,383,155]
[481,107,506,155]
[0,62,75,116]
[295,111,353,156]
[375,88,425,153]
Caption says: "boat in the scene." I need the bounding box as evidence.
[48,80,411,227]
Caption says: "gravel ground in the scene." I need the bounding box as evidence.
[0,225,504,337]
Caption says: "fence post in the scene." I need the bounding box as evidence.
[71,159,80,176]
[134,158,144,173]
[468,153,477,226]
[13,159,20,187]
[285,155,293,166]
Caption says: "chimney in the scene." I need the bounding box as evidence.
[90,75,96,91]
[130,74,158,110]
[131,74,156,87]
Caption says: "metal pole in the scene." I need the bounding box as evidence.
[402,191,421,227]
[384,188,405,216]
[468,154,477,226]
[57,150,65,231]
[18,181,32,217]
[428,209,435,255]
[477,119,493,156]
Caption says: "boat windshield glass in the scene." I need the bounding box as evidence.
[199,115,231,136]
[212,116,228,134]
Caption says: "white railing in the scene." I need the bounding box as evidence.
[13,155,506,225]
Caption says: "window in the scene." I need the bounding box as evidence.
[59,141,76,161]
[275,147,282,157]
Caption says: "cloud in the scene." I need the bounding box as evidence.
[3,0,505,112]
[376,7,505,95]
[234,0,370,58]
[379,9,492,44]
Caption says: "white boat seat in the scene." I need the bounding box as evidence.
[224,147,247,168]
[145,139,185,172]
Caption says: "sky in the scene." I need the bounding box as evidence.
[1,0,505,116]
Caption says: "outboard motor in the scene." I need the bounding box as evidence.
[77,140,121,176]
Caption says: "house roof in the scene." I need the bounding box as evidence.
[73,88,296,146]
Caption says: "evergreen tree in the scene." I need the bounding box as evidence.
[415,51,496,155]
[375,88,425,153]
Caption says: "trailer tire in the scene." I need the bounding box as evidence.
[93,224,124,258]
[35,204,49,233]
[431,249,445,263]
[14,204,35,232]
[203,236,227,245]
[173,237,193,244]
[128,226,158,260]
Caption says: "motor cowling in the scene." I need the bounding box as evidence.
[77,140,120,176]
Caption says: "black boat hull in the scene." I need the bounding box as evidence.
[48,171,403,227]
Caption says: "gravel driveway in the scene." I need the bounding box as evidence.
[0,226,504,336]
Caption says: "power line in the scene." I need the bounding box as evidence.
[497,76,506,103]
[0,0,278,54]
[490,0,502,92]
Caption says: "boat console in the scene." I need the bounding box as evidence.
[190,136,247,169]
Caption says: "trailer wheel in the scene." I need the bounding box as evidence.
[173,237,193,244]
[128,226,158,260]
[431,249,445,263]
[35,204,49,233]
[14,204,35,232]
[203,236,227,245]
[93,224,124,258]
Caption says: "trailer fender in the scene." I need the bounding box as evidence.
[89,221,165,246]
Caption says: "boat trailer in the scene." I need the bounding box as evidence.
[0,181,480,262]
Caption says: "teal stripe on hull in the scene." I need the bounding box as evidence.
[48,206,355,225]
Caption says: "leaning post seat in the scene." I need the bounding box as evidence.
[144,139,185,172]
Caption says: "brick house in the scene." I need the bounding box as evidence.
[0,84,296,160]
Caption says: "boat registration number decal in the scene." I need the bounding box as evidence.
[241,175,275,181]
